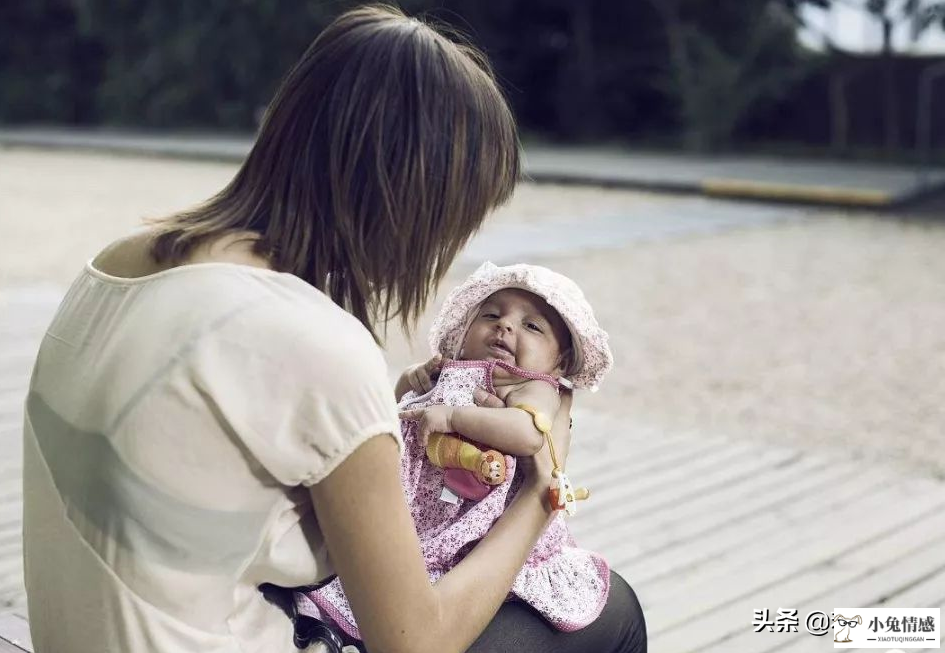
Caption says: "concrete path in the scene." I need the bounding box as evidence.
[462,193,805,265]
[525,145,945,207]
[4,126,945,208]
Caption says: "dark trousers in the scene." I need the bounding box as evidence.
[465,571,646,653]
[330,571,646,653]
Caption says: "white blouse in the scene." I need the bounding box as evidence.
[22,262,401,652]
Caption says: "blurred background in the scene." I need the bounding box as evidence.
[2,2,945,652]
[5,0,945,157]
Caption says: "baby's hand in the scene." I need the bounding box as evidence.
[399,404,455,445]
[472,388,505,409]
[405,354,448,395]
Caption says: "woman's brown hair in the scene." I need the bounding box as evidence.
[149,4,520,341]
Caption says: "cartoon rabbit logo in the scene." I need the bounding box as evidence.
[833,613,862,643]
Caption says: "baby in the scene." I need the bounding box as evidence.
[298,262,613,638]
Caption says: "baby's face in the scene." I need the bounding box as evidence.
[460,289,569,375]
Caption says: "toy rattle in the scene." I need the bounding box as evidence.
[426,432,506,485]
[514,403,589,515]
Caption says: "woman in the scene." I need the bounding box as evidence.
[21,5,646,652]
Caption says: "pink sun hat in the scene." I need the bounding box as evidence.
[429,262,613,391]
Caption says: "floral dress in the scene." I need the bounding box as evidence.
[297,359,610,638]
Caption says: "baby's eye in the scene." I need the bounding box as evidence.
[482,313,499,319]
[526,322,543,332]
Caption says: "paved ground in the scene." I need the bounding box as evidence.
[2,147,944,650]
[524,145,945,206]
[4,127,945,207]
[0,286,60,612]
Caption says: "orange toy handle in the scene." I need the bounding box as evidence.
[548,485,590,509]
[513,403,589,514]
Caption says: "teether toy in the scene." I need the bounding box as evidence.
[513,403,588,515]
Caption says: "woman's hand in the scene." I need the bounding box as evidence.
[408,354,447,394]
[472,388,574,493]
[394,354,450,401]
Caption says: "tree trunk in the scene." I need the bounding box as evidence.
[570,1,598,139]
[647,0,705,150]
[828,69,850,155]
[881,18,900,152]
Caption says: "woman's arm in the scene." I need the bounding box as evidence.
[309,391,572,653]
[399,380,560,456]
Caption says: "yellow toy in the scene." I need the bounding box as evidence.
[423,405,589,515]
[426,432,506,485]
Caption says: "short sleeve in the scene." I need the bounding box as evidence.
[185,296,402,487]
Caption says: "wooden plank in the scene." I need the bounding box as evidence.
[879,565,945,608]
[573,446,801,565]
[0,541,21,562]
[695,512,945,653]
[577,442,796,530]
[0,352,36,379]
[643,484,945,638]
[0,554,23,603]
[623,455,838,544]
[612,465,894,584]
[0,530,20,552]
[0,479,23,504]
[617,455,829,535]
[0,639,27,653]
[762,632,834,653]
[577,453,836,552]
[569,435,727,492]
[655,564,856,653]
[0,613,31,653]
[568,436,727,485]
[0,505,22,524]
[0,461,22,480]
[598,438,767,490]
[646,484,945,652]
[635,466,896,605]
[0,374,31,396]
[786,545,945,641]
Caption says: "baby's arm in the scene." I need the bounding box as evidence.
[455,381,560,455]
[402,380,560,456]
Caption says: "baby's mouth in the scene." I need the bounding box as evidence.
[488,340,515,359]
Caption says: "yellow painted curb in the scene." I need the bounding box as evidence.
[701,178,893,206]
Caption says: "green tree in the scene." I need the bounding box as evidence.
[0,0,102,122]
[70,0,360,128]
[643,0,807,150]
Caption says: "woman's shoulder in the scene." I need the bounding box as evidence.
[210,270,382,367]
[124,264,385,379]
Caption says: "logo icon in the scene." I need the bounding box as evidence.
[833,608,939,648]
[834,614,862,643]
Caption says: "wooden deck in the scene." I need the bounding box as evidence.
[0,613,31,653]
[2,287,944,652]
[567,410,945,652]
